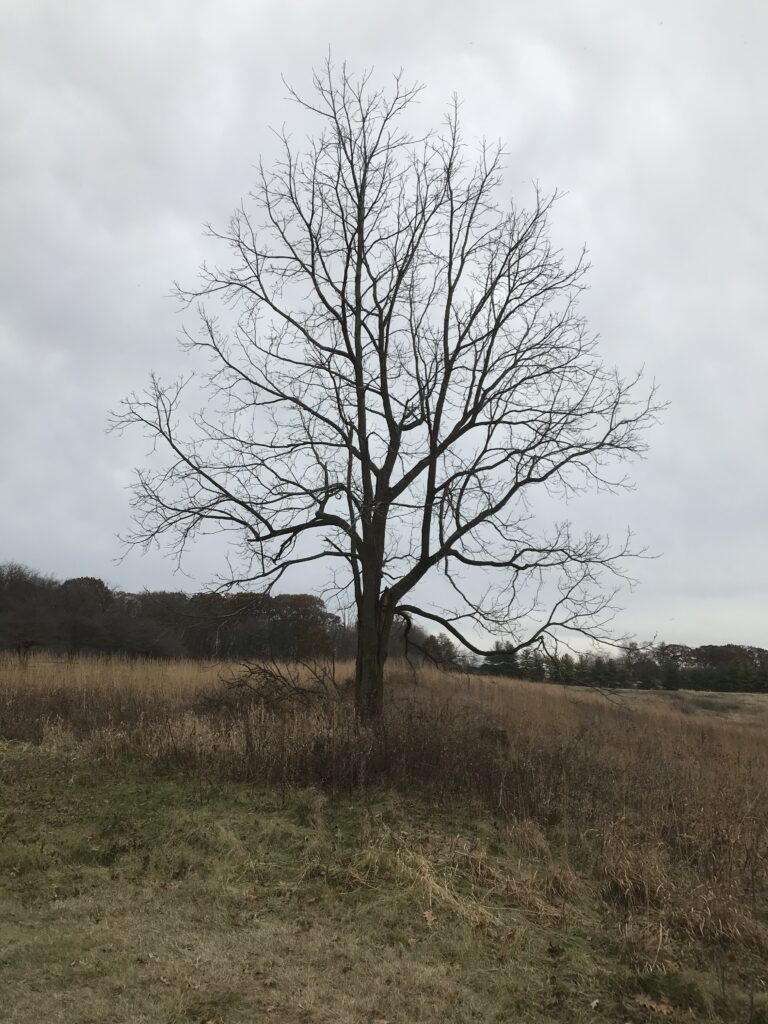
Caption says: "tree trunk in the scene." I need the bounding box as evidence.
[355,628,384,719]
[354,586,391,719]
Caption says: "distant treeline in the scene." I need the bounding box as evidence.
[482,642,768,693]
[0,563,436,664]
[3,563,767,692]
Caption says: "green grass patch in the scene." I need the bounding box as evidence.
[0,740,763,1022]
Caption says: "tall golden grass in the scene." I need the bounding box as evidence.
[2,650,767,962]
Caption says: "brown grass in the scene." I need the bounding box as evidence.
[2,650,767,970]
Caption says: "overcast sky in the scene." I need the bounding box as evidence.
[1,0,766,648]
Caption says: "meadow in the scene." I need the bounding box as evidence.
[1,653,767,1022]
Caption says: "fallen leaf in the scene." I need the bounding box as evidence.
[422,910,435,926]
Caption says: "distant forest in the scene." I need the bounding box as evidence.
[0,562,436,665]
[483,641,768,693]
[2,563,767,692]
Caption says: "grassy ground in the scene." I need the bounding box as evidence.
[614,686,768,727]
[1,741,766,1023]
[1,656,768,1021]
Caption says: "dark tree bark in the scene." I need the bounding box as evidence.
[113,60,660,717]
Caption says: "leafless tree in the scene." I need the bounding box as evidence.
[113,61,660,717]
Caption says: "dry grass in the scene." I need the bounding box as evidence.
[2,651,768,1020]
[623,685,768,727]
[2,653,768,891]
[0,742,671,1024]
[0,650,223,699]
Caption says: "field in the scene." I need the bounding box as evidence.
[1,654,768,1023]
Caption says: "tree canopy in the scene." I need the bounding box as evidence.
[114,62,659,714]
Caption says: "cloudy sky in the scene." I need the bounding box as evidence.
[1,0,766,648]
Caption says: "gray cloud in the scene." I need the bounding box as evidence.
[1,0,766,646]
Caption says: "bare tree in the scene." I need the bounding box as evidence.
[113,61,659,717]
